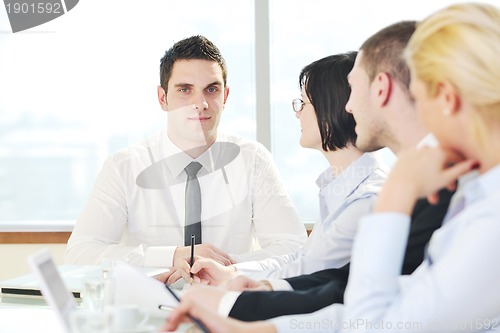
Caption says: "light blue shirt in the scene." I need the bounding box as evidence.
[234,153,388,279]
[271,165,500,332]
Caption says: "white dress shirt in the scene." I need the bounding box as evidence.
[217,153,388,316]
[65,130,307,267]
[271,165,500,332]
[234,153,388,279]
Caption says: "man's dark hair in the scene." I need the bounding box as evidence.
[160,35,227,91]
[360,21,416,91]
[299,52,357,151]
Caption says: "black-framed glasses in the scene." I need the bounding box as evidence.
[292,98,310,112]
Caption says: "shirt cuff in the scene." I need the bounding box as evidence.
[218,291,242,317]
[267,278,293,291]
[351,212,410,277]
[143,246,177,267]
[229,253,242,263]
[233,261,264,274]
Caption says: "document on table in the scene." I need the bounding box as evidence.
[112,262,179,317]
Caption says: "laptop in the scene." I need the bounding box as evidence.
[0,265,92,300]
[27,248,77,332]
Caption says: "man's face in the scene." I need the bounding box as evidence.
[158,59,229,148]
[345,51,386,152]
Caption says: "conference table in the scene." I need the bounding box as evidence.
[0,265,194,333]
[0,298,171,333]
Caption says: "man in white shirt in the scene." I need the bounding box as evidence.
[65,35,307,268]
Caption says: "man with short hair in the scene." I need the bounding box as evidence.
[65,35,307,269]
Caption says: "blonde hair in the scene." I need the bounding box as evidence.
[405,2,500,143]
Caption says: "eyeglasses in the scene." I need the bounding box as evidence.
[292,98,310,112]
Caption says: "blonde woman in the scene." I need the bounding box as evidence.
[164,3,500,332]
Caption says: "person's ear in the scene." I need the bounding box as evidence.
[157,86,168,111]
[437,81,461,116]
[223,86,230,105]
[373,72,392,107]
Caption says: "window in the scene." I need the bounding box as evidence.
[269,0,497,222]
[1,0,497,227]
[0,0,255,224]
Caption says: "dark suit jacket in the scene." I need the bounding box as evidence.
[229,189,454,321]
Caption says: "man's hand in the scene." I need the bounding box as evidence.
[375,147,478,214]
[181,284,227,313]
[223,275,273,292]
[168,244,236,284]
[163,288,277,333]
[190,258,238,286]
[173,243,235,267]
[153,267,184,285]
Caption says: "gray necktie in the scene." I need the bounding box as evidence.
[184,162,202,246]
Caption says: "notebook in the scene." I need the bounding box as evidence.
[1,260,168,300]
[1,264,96,299]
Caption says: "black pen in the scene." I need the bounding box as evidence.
[163,284,210,333]
[190,234,195,284]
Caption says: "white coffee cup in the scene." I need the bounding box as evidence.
[110,304,149,332]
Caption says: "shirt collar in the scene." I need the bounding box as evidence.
[316,167,337,189]
[316,152,385,199]
[463,164,500,207]
[162,130,228,179]
[416,133,439,148]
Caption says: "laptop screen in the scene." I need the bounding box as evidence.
[39,259,72,310]
[28,249,76,332]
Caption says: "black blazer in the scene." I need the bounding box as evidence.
[229,189,454,321]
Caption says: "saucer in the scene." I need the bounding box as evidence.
[113,325,155,333]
